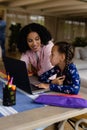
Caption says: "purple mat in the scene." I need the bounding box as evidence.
[34,94,87,108]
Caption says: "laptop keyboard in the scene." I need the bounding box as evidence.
[30,83,44,91]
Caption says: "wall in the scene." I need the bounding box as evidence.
[45,17,87,43]
[3,9,87,52]
[45,16,58,41]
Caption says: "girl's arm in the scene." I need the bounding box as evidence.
[50,64,80,94]
[38,66,59,83]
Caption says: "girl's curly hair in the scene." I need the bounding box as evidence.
[55,41,75,66]
[17,23,52,53]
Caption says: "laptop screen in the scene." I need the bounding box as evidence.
[2,56,32,94]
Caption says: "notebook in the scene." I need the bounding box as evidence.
[2,56,48,94]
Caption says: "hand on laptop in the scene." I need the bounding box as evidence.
[36,83,49,89]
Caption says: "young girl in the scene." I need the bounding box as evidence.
[37,41,80,94]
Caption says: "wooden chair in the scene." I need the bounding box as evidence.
[68,114,87,130]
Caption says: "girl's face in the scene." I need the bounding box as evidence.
[50,45,65,66]
[27,32,41,52]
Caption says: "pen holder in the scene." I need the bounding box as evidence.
[3,85,16,106]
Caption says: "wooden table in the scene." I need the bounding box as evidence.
[0,87,87,130]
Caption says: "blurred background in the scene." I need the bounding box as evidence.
[0,0,87,56]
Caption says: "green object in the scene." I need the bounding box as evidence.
[73,37,87,47]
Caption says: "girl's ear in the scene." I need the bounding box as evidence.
[61,54,65,61]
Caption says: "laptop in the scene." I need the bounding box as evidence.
[2,56,49,95]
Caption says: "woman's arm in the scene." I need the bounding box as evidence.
[39,41,54,74]
[20,52,30,69]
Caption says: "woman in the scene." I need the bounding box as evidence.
[17,23,54,76]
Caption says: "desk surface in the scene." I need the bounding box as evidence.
[0,87,87,130]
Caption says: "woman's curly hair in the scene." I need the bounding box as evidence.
[17,23,52,53]
[55,41,75,66]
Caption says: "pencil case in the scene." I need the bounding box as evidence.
[34,94,87,108]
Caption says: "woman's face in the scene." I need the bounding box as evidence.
[50,45,65,66]
[27,32,41,52]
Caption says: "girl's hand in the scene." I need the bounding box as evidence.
[36,83,50,89]
[51,75,65,85]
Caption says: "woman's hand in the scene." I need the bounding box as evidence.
[51,75,65,85]
[36,83,50,89]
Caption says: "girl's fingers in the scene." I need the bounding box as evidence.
[58,75,65,80]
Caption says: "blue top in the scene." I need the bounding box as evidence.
[39,63,80,94]
[0,20,6,40]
